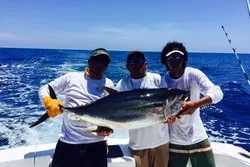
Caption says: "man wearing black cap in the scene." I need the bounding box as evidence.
[116,51,172,167]
[39,48,113,167]
[160,41,223,167]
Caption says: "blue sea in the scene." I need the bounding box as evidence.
[0,48,250,152]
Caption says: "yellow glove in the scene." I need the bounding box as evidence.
[42,96,64,118]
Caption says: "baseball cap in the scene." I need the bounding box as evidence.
[126,51,145,64]
[90,48,111,62]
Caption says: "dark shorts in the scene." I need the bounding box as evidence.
[169,139,216,167]
[50,140,107,167]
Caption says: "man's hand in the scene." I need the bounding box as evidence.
[42,96,64,118]
[176,96,212,119]
[176,101,198,118]
[164,116,176,124]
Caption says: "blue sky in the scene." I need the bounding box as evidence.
[0,0,250,52]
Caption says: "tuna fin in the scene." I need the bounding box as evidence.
[184,95,190,102]
[88,126,113,134]
[99,86,118,95]
[163,99,169,120]
[29,84,57,128]
[48,84,57,99]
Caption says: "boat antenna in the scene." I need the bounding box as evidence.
[221,25,250,86]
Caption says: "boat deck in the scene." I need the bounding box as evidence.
[0,139,249,167]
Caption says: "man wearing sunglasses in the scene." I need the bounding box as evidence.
[160,41,223,167]
[39,48,114,167]
[116,51,171,167]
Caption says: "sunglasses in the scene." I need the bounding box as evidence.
[90,57,110,65]
[127,59,146,66]
[166,54,183,61]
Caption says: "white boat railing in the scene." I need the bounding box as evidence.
[0,139,249,167]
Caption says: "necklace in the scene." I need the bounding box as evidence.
[130,75,147,90]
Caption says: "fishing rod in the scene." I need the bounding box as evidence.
[246,0,250,18]
[221,25,250,86]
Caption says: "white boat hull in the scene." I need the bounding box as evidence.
[0,139,249,167]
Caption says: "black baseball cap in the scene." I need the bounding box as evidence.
[126,51,145,64]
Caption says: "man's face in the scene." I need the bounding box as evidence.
[88,55,110,75]
[126,55,147,78]
[164,53,185,71]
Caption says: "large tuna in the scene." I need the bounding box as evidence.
[63,86,189,130]
[30,86,189,130]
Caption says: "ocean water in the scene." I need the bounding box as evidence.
[0,48,250,152]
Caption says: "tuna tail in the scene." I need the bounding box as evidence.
[29,85,116,128]
[29,85,57,128]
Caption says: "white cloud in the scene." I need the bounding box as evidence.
[1,23,250,53]
[0,32,18,40]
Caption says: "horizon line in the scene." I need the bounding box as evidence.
[0,46,249,55]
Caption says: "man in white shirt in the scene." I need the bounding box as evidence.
[160,41,223,167]
[39,48,114,167]
[116,51,171,167]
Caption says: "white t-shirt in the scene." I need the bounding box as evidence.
[116,72,169,150]
[161,67,223,145]
[39,72,114,144]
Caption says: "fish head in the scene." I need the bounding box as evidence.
[160,88,190,117]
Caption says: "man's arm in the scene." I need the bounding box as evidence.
[176,95,212,118]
